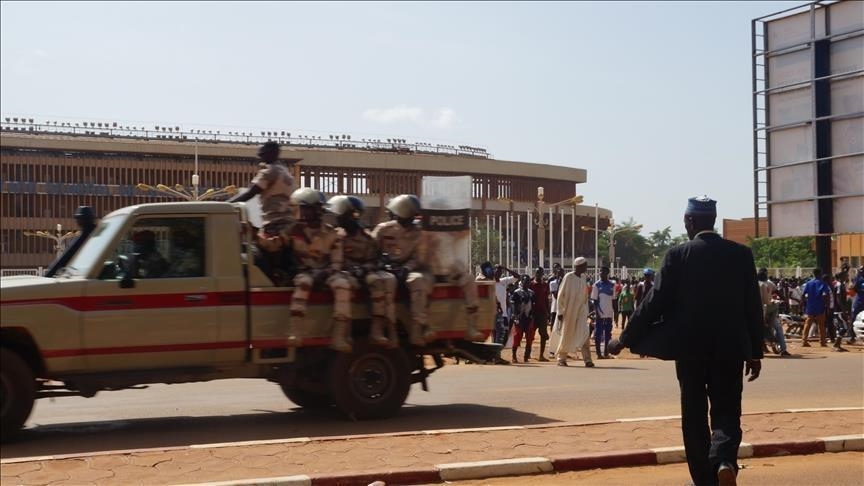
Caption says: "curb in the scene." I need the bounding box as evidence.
[178,434,864,486]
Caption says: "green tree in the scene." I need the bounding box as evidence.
[471,223,502,269]
[748,236,816,268]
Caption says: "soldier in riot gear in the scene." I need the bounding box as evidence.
[287,188,353,352]
[328,195,398,347]
[372,194,433,346]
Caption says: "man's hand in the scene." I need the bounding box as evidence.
[745,359,761,382]
[607,338,625,356]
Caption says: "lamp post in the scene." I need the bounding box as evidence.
[582,217,643,278]
[24,223,80,258]
[137,138,238,201]
[536,187,546,270]
[607,218,643,277]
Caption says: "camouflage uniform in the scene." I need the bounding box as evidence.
[372,219,433,345]
[287,188,353,352]
[251,162,295,251]
[338,226,398,346]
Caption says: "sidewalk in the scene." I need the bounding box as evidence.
[2,409,862,485]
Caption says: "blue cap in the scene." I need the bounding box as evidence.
[686,195,717,216]
[643,268,655,276]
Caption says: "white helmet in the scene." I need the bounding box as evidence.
[327,195,364,219]
[386,194,421,219]
[290,187,326,207]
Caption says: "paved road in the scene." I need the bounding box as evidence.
[442,451,864,486]
[4,343,862,459]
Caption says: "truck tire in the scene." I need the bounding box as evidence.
[329,341,411,420]
[280,384,332,409]
[1,348,36,441]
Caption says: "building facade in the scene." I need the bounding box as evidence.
[0,125,610,269]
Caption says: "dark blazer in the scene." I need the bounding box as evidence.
[620,232,764,361]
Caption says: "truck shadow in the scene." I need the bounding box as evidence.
[1,404,560,459]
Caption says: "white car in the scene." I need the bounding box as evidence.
[853,312,864,340]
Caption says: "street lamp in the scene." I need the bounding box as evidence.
[137,139,238,201]
[582,218,643,278]
[24,223,80,259]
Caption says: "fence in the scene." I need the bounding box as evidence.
[0,267,44,277]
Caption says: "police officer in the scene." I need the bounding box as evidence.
[287,188,353,352]
[328,195,398,347]
[372,194,433,346]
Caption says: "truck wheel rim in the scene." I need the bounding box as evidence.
[349,355,393,402]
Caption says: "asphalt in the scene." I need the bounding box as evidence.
[2,340,862,486]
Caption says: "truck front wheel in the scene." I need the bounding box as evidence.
[1,348,36,441]
[329,342,411,420]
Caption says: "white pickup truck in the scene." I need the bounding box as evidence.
[0,202,498,440]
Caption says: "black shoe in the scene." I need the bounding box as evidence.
[780,351,791,357]
[585,361,595,368]
[556,360,568,367]
[717,462,737,486]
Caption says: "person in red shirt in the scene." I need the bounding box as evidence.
[529,267,552,362]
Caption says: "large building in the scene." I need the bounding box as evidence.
[0,121,609,270]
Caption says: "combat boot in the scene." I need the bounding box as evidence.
[331,318,353,353]
[370,316,390,346]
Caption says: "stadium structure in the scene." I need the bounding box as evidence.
[0,119,610,271]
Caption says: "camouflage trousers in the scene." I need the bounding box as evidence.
[291,270,351,320]
[346,271,397,324]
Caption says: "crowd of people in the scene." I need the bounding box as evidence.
[476,261,863,366]
[761,265,863,353]
[476,260,662,366]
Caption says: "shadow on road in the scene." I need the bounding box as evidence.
[2,403,559,460]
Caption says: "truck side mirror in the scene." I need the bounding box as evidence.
[118,254,138,289]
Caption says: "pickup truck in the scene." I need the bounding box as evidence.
[0,202,497,440]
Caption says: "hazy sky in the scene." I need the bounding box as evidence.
[1,1,804,236]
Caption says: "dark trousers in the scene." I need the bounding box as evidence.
[675,360,744,486]
[594,318,613,355]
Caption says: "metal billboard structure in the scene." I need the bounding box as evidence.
[752,0,864,268]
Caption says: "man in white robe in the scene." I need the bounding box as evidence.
[554,257,595,367]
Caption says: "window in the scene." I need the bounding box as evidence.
[104,217,206,279]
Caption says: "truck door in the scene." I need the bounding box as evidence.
[82,215,244,371]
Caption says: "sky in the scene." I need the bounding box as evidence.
[0,1,806,237]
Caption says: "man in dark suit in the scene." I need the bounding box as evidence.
[608,196,763,486]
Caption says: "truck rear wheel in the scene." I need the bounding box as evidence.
[1,348,36,441]
[329,341,411,420]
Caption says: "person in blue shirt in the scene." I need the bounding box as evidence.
[591,266,616,358]
[801,268,831,347]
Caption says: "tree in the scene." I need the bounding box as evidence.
[471,223,502,269]
[748,236,816,269]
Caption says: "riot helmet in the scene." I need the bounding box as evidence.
[291,187,326,223]
[386,194,421,221]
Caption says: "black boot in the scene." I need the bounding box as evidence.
[524,349,531,362]
[539,340,549,362]
[512,348,518,363]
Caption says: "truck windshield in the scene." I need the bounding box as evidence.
[64,214,126,277]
